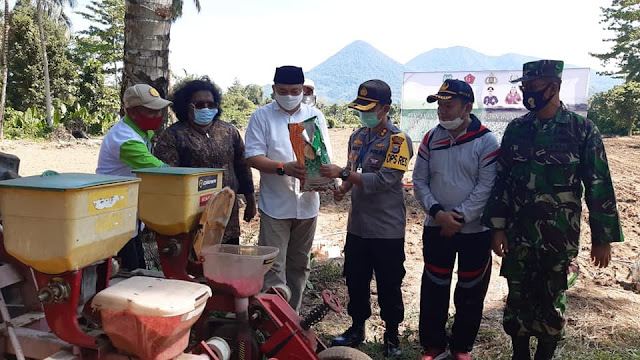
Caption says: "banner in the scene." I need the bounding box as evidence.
[400,69,590,141]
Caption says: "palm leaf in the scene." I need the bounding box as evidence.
[170,0,200,21]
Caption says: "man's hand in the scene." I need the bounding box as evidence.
[332,183,349,202]
[243,194,257,222]
[319,164,343,179]
[591,243,611,268]
[434,211,463,238]
[491,230,509,257]
[284,161,306,180]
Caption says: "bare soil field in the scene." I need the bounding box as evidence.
[1,130,639,360]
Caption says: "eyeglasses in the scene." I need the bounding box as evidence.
[191,102,217,109]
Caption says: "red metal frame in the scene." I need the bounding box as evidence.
[251,293,326,359]
[31,260,111,351]
[32,269,96,349]
[155,230,328,359]
[156,233,203,281]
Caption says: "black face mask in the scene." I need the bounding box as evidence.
[522,83,554,111]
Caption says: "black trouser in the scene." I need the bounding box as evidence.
[224,237,240,245]
[419,227,491,352]
[117,234,146,271]
[343,233,406,329]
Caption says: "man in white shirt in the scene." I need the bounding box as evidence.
[302,78,316,107]
[245,66,332,311]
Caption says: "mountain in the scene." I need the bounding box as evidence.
[404,47,540,72]
[404,47,622,96]
[263,42,623,104]
[587,70,623,96]
[306,40,404,104]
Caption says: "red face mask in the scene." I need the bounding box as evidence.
[132,110,163,131]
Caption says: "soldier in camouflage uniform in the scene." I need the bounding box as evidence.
[481,60,623,360]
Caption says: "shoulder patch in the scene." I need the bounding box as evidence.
[382,133,410,171]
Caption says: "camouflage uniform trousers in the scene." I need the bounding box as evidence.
[500,240,578,342]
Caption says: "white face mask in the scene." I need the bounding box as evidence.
[438,109,466,130]
[302,95,316,107]
[274,93,303,111]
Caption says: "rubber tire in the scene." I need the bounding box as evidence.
[317,346,372,360]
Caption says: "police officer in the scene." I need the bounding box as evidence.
[320,79,413,357]
[482,60,623,360]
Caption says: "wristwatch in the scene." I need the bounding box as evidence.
[276,162,286,176]
[452,210,465,224]
[340,167,351,181]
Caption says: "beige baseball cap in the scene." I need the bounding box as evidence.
[123,84,172,110]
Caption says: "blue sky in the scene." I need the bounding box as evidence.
[60,0,618,89]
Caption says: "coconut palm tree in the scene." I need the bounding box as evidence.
[0,0,11,139]
[122,0,201,101]
[35,0,76,126]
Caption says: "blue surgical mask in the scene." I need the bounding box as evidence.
[359,111,381,128]
[193,108,218,125]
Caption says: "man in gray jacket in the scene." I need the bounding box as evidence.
[413,79,499,360]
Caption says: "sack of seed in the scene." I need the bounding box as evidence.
[289,116,336,191]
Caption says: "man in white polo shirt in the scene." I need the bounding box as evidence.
[245,66,332,311]
[97,83,171,271]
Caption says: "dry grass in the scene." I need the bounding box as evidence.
[2,131,638,360]
[306,260,640,359]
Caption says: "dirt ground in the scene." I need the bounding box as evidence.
[1,131,639,359]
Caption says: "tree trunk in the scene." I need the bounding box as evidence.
[0,0,10,140]
[36,0,53,127]
[122,0,172,117]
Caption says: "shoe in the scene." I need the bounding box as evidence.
[383,331,402,357]
[451,351,473,360]
[421,348,448,360]
[331,323,365,347]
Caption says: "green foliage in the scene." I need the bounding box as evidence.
[243,84,264,106]
[3,107,51,138]
[227,78,263,105]
[588,81,640,136]
[591,0,640,82]
[33,0,77,28]
[74,0,125,84]
[59,101,118,136]
[221,79,265,128]
[170,0,201,21]
[222,91,257,128]
[3,102,118,139]
[7,3,78,112]
[72,57,119,114]
[317,102,360,129]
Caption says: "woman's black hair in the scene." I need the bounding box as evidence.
[170,76,223,122]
